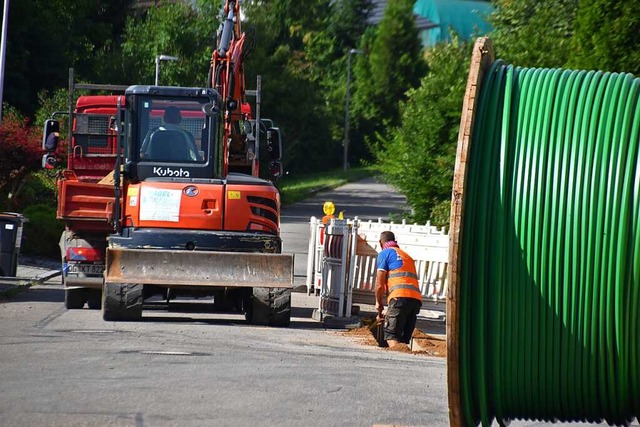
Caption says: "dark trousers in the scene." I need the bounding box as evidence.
[383,297,422,343]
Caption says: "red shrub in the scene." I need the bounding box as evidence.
[0,112,44,208]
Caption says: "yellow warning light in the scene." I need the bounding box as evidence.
[323,201,335,216]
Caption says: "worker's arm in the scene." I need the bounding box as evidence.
[375,269,387,318]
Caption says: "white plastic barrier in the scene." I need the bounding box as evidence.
[315,219,358,318]
[307,217,449,314]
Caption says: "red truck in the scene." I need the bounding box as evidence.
[42,81,126,309]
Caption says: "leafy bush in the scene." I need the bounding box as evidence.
[569,0,640,75]
[20,204,63,259]
[14,171,57,212]
[372,38,471,226]
[489,0,576,68]
[0,111,44,210]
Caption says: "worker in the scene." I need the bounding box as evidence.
[374,230,422,349]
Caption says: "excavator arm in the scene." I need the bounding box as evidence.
[212,0,249,176]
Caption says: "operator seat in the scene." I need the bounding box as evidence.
[146,129,193,161]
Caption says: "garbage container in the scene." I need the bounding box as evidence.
[0,212,27,277]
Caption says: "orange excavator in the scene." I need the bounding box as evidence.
[42,0,293,325]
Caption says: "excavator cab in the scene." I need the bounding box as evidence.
[122,85,220,182]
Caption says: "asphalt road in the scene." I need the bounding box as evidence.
[0,177,453,427]
[0,284,448,427]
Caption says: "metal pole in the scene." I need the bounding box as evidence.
[0,0,10,121]
[343,49,361,172]
[154,55,179,86]
[254,75,261,175]
[154,55,160,85]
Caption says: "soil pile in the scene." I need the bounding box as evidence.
[343,317,446,357]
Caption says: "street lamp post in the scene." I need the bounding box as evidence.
[343,48,362,172]
[154,54,179,86]
[0,0,10,122]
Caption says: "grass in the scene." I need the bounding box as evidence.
[277,166,375,206]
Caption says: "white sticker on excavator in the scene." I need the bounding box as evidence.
[139,188,181,222]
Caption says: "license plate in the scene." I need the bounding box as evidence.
[68,263,104,275]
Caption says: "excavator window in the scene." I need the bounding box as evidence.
[138,101,208,163]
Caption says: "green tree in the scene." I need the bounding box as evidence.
[374,38,472,225]
[119,1,217,87]
[3,0,134,117]
[35,89,70,134]
[569,0,640,74]
[242,0,337,174]
[302,0,373,162]
[351,0,426,164]
[489,0,576,68]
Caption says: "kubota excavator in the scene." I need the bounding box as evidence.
[42,0,293,326]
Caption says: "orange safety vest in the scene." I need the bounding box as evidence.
[386,247,422,303]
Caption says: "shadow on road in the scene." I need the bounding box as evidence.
[0,286,64,304]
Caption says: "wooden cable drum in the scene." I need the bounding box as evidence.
[447,37,640,426]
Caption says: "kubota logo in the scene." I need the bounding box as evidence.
[152,167,190,178]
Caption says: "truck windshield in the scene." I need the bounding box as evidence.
[136,97,213,164]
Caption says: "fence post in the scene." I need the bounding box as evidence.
[345,219,358,315]
[306,217,318,295]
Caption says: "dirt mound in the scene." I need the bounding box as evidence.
[343,318,446,357]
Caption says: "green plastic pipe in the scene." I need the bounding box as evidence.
[459,64,640,426]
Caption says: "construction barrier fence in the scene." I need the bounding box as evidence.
[306,216,449,318]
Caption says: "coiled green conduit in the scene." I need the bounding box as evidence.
[459,62,640,425]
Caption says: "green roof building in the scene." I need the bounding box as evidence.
[413,0,493,47]
[369,0,493,48]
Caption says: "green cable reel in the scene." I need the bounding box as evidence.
[448,37,639,426]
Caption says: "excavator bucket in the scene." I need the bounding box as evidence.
[104,248,294,288]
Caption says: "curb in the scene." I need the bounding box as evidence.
[0,269,61,299]
[311,308,363,329]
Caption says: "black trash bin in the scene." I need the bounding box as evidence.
[0,212,27,277]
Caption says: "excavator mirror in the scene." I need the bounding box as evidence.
[42,119,60,151]
[266,127,282,161]
[243,121,252,135]
[226,98,238,111]
[201,103,220,117]
[269,160,283,178]
[41,153,57,169]
[108,116,118,132]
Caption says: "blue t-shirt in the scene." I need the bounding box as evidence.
[377,247,403,271]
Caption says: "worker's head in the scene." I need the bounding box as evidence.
[164,106,182,125]
[379,231,396,245]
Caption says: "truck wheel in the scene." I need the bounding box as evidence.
[64,288,85,309]
[102,283,142,321]
[87,289,102,310]
[271,287,292,327]
[246,287,291,327]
